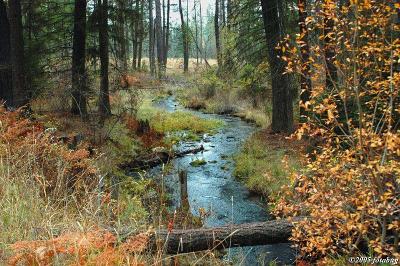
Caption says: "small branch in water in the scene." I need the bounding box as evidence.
[122,145,205,170]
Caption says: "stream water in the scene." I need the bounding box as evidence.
[150,97,295,265]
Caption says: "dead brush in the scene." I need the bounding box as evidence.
[0,105,98,200]
[8,230,149,265]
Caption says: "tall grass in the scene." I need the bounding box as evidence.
[234,133,303,199]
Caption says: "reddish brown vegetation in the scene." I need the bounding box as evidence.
[0,105,97,198]
[123,113,164,149]
[120,74,142,89]
[9,230,148,265]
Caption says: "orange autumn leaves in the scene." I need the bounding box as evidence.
[275,0,400,262]
[0,105,97,198]
[9,230,149,265]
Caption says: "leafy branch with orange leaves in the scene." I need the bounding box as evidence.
[275,0,400,262]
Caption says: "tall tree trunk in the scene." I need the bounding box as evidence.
[194,0,199,65]
[260,0,294,133]
[298,0,311,121]
[116,0,127,73]
[155,0,164,78]
[132,0,140,70]
[179,0,189,73]
[215,0,222,71]
[71,0,87,116]
[98,0,111,119]
[0,0,12,106]
[8,0,27,107]
[149,0,156,75]
[221,0,226,27]
[162,0,166,67]
[199,0,203,63]
[227,0,232,28]
[163,0,170,70]
[137,0,145,69]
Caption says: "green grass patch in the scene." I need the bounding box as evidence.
[234,134,302,199]
[151,111,224,134]
[137,96,224,136]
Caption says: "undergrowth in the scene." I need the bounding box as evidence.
[0,107,150,264]
[233,131,303,200]
[176,66,273,127]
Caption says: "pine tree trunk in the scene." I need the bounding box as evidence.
[155,0,164,78]
[163,0,170,70]
[137,0,145,70]
[260,0,294,133]
[215,0,222,72]
[179,0,189,73]
[71,0,87,116]
[98,0,111,119]
[298,0,311,121]
[149,0,156,75]
[194,0,199,65]
[199,0,203,63]
[132,0,140,70]
[221,0,226,27]
[116,0,127,73]
[0,0,12,106]
[8,0,27,107]
[227,0,232,28]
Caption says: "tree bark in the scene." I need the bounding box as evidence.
[221,0,226,27]
[199,0,203,63]
[298,0,311,121]
[163,0,170,70]
[155,0,164,78]
[98,0,111,119]
[116,0,128,73]
[0,0,12,106]
[132,0,140,70]
[148,219,295,254]
[215,0,222,71]
[194,0,199,65]
[137,0,145,70]
[8,0,27,107]
[260,0,294,133]
[71,0,88,116]
[227,0,232,28]
[149,0,156,75]
[179,0,189,73]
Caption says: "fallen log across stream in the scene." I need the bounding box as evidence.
[113,218,299,254]
[32,219,301,256]
[122,145,205,170]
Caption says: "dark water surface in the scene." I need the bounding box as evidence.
[150,97,295,265]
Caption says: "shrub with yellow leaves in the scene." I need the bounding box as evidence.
[275,0,400,262]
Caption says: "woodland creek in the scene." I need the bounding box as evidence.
[146,96,295,265]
